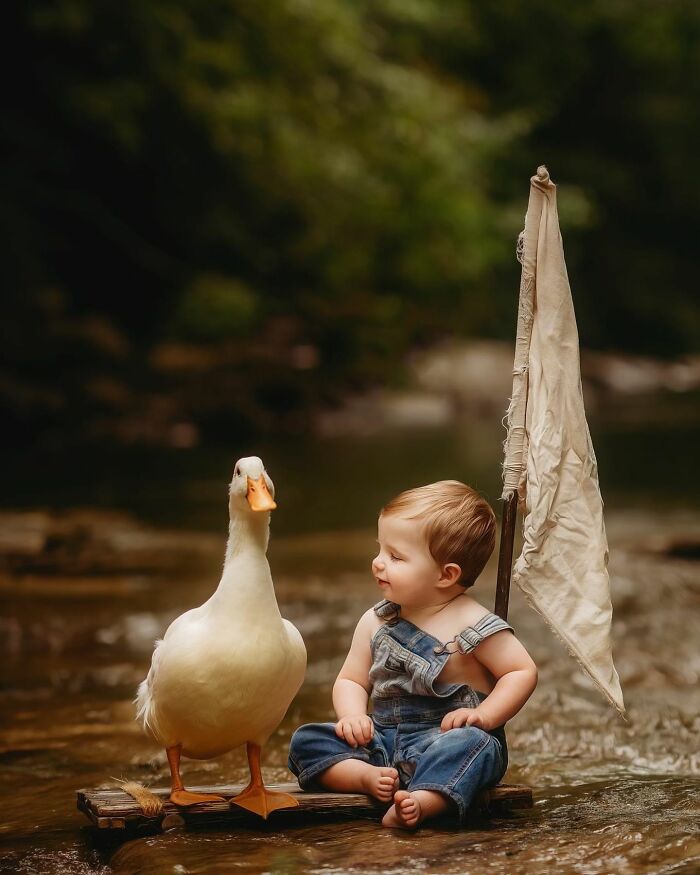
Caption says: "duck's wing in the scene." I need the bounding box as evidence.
[282,619,306,655]
[161,605,201,641]
[282,618,307,691]
[134,605,206,738]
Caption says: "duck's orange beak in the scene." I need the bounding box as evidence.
[246,475,277,511]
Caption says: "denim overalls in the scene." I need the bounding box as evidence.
[288,599,513,823]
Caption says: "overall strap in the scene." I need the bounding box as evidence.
[432,612,514,655]
[373,599,400,622]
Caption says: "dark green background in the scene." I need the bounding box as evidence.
[4,1,699,445]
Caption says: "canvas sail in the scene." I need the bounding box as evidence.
[502,166,625,714]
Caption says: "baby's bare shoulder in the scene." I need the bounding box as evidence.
[450,595,492,629]
[356,606,383,640]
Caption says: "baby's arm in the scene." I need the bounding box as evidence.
[332,609,376,748]
[440,631,537,733]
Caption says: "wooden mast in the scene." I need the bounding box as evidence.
[494,166,547,621]
[494,491,518,621]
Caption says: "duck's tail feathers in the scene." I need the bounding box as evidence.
[135,638,164,742]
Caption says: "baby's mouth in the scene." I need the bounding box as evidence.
[377,578,390,587]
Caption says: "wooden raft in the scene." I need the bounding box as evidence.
[77,781,532,832]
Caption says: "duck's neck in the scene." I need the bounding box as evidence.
[213,512,281,619]
[224,512,270,563]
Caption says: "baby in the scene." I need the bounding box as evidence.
[288,480,537,829]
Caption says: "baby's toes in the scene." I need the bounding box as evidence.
[379,769,398,789]
[376,778,395,799]
[399,797,416,813]
[400,801,419,825]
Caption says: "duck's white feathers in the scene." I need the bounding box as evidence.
[135,637,164,741]
[136,595,306,758]
[135,461,306,760]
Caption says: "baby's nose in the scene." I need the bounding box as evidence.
[372,555,384,572]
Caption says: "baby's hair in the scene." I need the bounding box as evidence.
[381,480,496,588]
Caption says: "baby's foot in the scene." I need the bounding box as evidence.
[381,789,422,829]
[359,766,399,803]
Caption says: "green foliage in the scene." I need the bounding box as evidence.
[172,275,258,342]
[3,0,699,441]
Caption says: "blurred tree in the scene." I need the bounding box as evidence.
[375,0,700,354]
[2,0,698,444]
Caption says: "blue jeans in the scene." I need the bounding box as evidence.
[288,703,507,824]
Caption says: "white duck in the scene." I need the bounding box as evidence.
[136,456,306,818]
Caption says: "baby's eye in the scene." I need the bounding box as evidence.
[390,553,401,562]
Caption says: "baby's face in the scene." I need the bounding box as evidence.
[372,513,443,608]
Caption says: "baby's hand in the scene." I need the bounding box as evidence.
[335,714,374,748]
[440,707,491,733]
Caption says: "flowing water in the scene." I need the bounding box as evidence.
[1,400,699,874]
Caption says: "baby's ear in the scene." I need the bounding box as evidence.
[439,563,462,586]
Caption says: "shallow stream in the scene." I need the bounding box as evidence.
[1,402,699,873]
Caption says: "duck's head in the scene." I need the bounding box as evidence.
[229,456,276,516]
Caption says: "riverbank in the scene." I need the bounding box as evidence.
[5,338,700,449]
[1,501,698,873]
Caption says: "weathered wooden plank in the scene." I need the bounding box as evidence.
[77,781,533,833]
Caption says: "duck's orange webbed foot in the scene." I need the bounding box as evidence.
[169,789,227,806]
[230,784,299,819]
[166,744,226,807]
[230,741,299,819]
